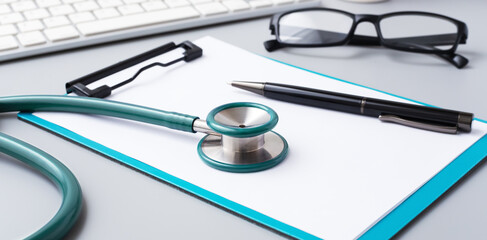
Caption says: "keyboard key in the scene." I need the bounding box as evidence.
[36,0,62,7]
[0,0,16,4]
[123,0,145,4]
[221,0,249,11]
[93,7,120,19]
[141,1,166,11]
[194,2,228,16]
[0,24,17,36]
[117,4,143,15]
[68,11,95,23]
[189,0,211,3]
[44,25,79,41]
[17,19,45,32]
[49,4,75,16]
[0,35,18,51]
[10,1,37,11]
[0,24,18,36]
[164,0,190,8]
[97,0,123,8]
[273,0,294,4]
[0,12,24,24]
[43,15,70,27]
[24,8,51,20]
[77,6,200,35]
[62,0,85,3]
[62,0,85,4]
[73,1,99,12]
[248,0,273,8]
[0,4,11,14]
[17,30,46,46]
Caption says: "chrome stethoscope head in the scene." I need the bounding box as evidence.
[193,102,288,173]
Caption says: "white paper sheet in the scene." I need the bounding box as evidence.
[32,36,487,240]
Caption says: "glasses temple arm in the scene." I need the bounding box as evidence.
[264,39,285,52]
[391,41,468,68]
[349,33,465,46]
[442,53,469,69]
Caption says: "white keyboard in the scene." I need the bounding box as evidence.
[0,0,319,62]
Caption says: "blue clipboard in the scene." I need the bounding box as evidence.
[18,37,487,240]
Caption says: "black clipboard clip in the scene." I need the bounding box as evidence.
[66,41,203,98]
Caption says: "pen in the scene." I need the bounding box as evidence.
[230,81,473,134]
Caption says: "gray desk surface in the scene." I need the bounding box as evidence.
[1,0,487,239]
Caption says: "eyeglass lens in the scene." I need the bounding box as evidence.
[380,15,459,51]
[278,10,460,52]
[278,10,353,45]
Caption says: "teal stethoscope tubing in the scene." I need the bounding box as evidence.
[0,95,200,239]
[0,132,82,240]
[0,95,198,132]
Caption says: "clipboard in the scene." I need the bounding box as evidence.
[18,36,487,240]
[65,40,202,98]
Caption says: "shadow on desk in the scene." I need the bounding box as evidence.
[279,47,479,69]
[65,199,88,239]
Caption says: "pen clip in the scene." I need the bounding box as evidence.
[378,114,458,134]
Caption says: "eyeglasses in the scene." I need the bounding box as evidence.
[264,8,469,68]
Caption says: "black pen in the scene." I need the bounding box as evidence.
[231,81,473,134]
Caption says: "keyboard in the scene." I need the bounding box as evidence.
[0,0,320,62]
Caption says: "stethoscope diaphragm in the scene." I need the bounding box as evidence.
[198,102,288,173]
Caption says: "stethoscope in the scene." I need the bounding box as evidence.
[0,95,288,239]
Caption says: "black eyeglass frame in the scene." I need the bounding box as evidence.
[265,8,469,68]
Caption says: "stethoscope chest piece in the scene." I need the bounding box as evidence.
[197,102,288,173]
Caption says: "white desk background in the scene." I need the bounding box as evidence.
[1,0,487,239]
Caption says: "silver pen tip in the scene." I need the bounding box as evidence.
[230,81,265,96]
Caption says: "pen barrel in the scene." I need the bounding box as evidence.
[263,83,473,132]
[363,98,472,131]
[264,83,363,114]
